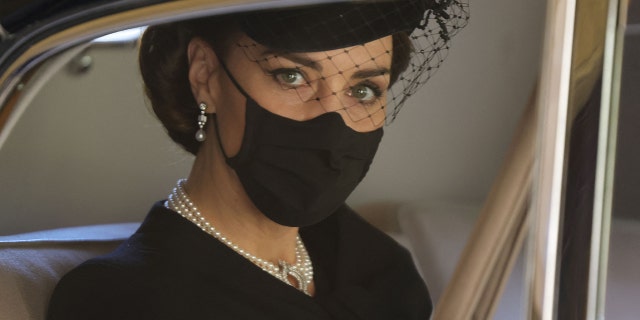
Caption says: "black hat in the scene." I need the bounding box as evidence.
[240,0,435,52]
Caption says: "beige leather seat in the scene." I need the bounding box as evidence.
[0,223,138,320]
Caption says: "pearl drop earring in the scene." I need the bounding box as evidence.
[195,102,207,142]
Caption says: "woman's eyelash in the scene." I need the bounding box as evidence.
[357,80,383,98]
[265,67,299,75]
[365,82,383,97]
[265,68,309,89]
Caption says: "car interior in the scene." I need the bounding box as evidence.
[0,0,637,319]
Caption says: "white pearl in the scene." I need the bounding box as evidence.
[195,129,206,142]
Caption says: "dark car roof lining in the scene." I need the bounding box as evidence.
[0,0,166,85]
[0,0,115,34]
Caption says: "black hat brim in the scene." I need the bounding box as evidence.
[240,0,432,52]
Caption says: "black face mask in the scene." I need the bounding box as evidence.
[214,68,384,227]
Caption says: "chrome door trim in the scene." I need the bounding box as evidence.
[587,0,626,318]
[528,0,577,318]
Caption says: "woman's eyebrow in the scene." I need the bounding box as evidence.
[352,68,390,80]
[261,49,322,71]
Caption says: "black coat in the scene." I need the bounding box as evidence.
[47,202,431,319]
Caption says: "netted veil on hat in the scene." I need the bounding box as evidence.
[236,0,469,126]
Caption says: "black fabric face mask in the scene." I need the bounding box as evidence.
[214,68,384,227]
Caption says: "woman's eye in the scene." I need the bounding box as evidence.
[348,84,381,102]
[274,69,306,87]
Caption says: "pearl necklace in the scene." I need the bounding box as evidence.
[164,179,313,295]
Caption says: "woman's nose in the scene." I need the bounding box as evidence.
[312,75,350,113]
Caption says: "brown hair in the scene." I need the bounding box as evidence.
[139,17,413,155]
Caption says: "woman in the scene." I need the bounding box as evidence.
[47,1,468,319]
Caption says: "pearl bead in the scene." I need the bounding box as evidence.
[195,129,206,142]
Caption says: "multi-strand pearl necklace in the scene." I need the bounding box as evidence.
[164,179,313,295]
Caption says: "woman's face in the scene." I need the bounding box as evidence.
[203,33,393,156]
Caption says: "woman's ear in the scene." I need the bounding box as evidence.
[187,38,221,113]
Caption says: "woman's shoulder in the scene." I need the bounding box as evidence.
[321,205,412,257]
[303,204,420,283]
[46,203,192,319]
[303,205,432,319]
[46,252,154,320]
